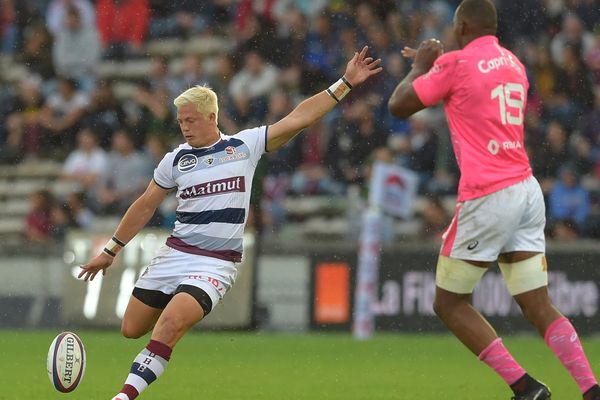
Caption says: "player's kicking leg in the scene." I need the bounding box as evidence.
[433,256,551,400]
[111,285,212,400]
[119,289,167,339]
[500,252,600,400]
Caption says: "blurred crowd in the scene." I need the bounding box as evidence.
[1,0,600,243]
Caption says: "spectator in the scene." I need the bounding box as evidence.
[301,12,338,93]
[586,25,600,83]
[554,44,596,123]
[147,55,184,99]
[420,195,451,243]
[52,4,100,92]
[581,87,600,148]
[83,80,126,147]
[549,164,590,235]
[25,189,55,242]
[2,74,45,160]
[228,50,279,125]
[533,120,571,192]
[128,81,175,142]
[328,99,388,185]
[550,13,595,67]
[60,128,108,198]
[406,110,439,190]
[50,202,76,239]
[96,129,151,214]
[179,53,209,89]
[0,0,17,55]
[65,191,96,230]
[16,23,55,80]
[96,0,149,59]
[39,76,89,155]
[148,0,208,39]
[46,0,95,36]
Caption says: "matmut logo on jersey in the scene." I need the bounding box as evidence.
[180,176,246,199]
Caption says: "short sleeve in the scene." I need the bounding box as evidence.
[153,151,176,190]
[412,52,457,107]
[232,125,268,165]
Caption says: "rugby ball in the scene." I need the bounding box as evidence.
[47,332,86,392]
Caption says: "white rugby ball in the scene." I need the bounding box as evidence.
[47,331,86,393]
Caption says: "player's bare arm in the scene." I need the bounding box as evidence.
[388,39,444,118]
[78,180,171,281]
[267,46,382,151]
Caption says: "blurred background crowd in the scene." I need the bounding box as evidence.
[1,0,600,246]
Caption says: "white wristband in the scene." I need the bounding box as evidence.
[326,76,353,102]
[103,236,126,257]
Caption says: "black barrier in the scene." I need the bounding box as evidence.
[307,245,600,334]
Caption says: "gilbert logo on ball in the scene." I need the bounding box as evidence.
[47,332,86,393]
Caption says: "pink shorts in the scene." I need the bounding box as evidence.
[441,176,545,262]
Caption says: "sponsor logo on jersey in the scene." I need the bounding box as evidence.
[202,156,215,166]
[225,146,236,155]
[180,176,246,199]
[477,54,521,74]
[488,140,499,155]
[502,141,522,150]
[218,151,248,164]
[177,154,198,172]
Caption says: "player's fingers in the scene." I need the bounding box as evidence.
[358,46,368,61]
[369,66,383,76]
[364,57,374,64]
[368,59,382,69]
[77,266,86,279]
[401,47,417,58]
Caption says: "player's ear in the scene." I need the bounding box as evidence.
[209,112,217,122]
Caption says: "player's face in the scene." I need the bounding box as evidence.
[176,103,217,148]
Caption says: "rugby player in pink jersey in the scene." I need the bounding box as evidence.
[388,1,599,399]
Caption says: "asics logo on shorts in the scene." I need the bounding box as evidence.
[467,240,479,250]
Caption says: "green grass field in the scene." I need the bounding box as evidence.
[2,330,598,399]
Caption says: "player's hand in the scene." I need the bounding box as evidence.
[401,46,417,59]
[78,252,115,282]
[413,39,444,72]
[343,46,383,87]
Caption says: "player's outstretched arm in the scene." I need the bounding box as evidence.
[267,46,382,151]
[78,180,171,282]
[388,39,443,118]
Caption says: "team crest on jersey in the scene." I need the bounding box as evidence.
[225,146,236,155]
[202,156,215,166]
[177,154,198,172]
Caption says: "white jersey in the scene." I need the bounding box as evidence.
[153,126,268,262]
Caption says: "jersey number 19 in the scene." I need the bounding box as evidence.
[491,83,525,126]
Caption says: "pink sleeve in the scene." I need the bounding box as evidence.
[412,52,457,106]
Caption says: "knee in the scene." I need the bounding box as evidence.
[121,321,147,339]
[433,291,470,320]
[153,314,185,343]
[516,296,552,323]
[433,296,454,319]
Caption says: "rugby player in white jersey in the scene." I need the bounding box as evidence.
[78,46,381,400]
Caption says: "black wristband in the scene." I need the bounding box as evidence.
[341,75,353,89]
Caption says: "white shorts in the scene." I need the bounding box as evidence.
[440,176,545,262]
[135,245,238,313]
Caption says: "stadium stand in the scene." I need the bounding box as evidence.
[1,0,600,247]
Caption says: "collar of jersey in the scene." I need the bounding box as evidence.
[189,135,223,150]
[463,35,498,51]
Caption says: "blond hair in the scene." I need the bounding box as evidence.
[173,85,219,122]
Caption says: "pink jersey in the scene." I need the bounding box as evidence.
[413,35,532,201]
